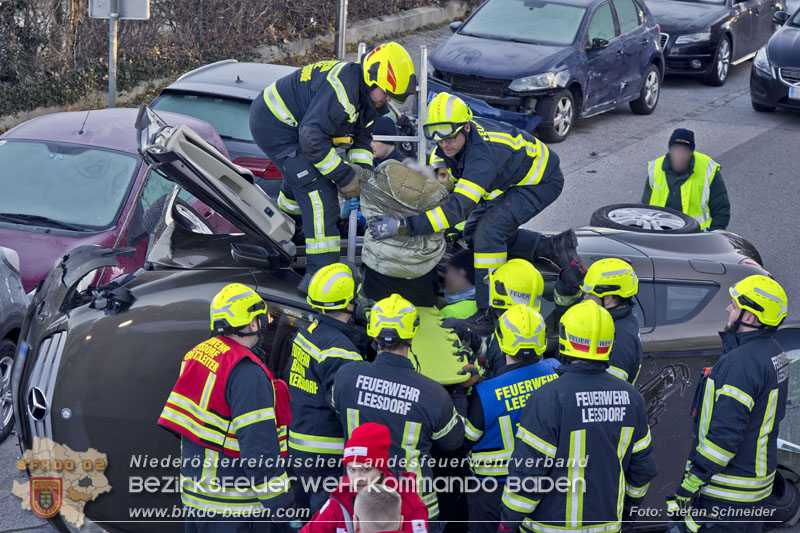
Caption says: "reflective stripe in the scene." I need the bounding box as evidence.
[554,289,582,307]
[306,237,341,255]
[711,471,775,489]
[517,427,556,458]
[518,141,550,186]
[684,513,701,533]
[474,252,508,269]
[426,206,450,232]
[444,93,457,120]
[697,158,717,226]
[697,439,735,466]
[309,190,326,238]
[402,421,429,512]
[502,487,540,514]
[617,427,633,518]
[202,448,218,486]
[433,408,461,440]
[464,417,484,441]
[263,83,298,127]
[166,392,230,433]
[294,332,323,360]
[328,63,357,123]
[698,378,715,448]
[626,482,649,498]
[347,148,373,166]
[607,366,628,381]
[470,415,515,477]
[346,408,360,437]
[231,408,276,433]
[288,430,345,454]
[315,147,343,176]
[321,347,361,361]
[632,428,651,454]
[647,159,660,191]
[521,520,620,533]
[700,483,773,502]
[454,179,485,203]
[756,388,779,477]
[199,373,216,410]
[716,384,754,410]
[278,191,301,215]
[160,407,238,452]
[566,429,586,527]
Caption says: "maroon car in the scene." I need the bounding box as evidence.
[0,108,234,293]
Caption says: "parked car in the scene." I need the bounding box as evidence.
[647,0,784,86]
[427,0,664,142]
[12,107,800,532]
[750,7,800,112]
[0,246,26,443]
[0,108,233,294]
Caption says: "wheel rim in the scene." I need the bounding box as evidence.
[174,204,213,234]
[608,207,687,231]
[0,355,13,429]
[553,97,573,137]
[644,71,660,108]
[717,40,730,81]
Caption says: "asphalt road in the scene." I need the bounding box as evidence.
[2,23,800,533]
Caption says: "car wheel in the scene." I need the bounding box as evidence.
[752,100,776,112]
[703,36,731,86]
[590,203,701,233]
[0,339,17,442]
[536,90,575,143]
[630,65,661,115]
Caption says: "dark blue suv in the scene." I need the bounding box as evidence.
[428,0,664,142]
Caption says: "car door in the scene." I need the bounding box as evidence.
[583,1,623,111]
[613,0,651,100]
[754,0,779,48]
[731,0,759,57]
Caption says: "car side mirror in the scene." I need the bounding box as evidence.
[449,21,463,33]
[773,10,789,25]
[587,38,610,51]
[230,242,281,270]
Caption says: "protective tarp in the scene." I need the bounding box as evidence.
[411,307,471,385]
[360,160,449,278]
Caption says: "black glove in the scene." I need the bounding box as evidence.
[353,297,374,327]
[559,259,587,289]
[442,318,485,355]
[368,216,407,240]
[444,228,462,245]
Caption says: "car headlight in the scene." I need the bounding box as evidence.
[674,32,712,44]
[508,72,564,92]
[753,46,771,76]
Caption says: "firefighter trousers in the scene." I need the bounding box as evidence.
[467,480,504,533]
[250,96,341,275]
[462,170,564,309]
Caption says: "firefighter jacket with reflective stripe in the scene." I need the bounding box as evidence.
[158,336,291,457]
[686,329,788,507]
[332,352,465,519]
[405,117,560,236]
[288,314,366,458]
[262,60,379,186]
[301,471,429,533]
[465,359,560,478]
[162,348,292,513]
[500,362,658,533]
[645,152,725,231]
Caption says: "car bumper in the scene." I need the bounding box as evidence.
[750,65,800,112]
[427,79,542,133]
[663,41,716,76]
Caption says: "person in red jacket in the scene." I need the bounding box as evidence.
[302,423,429,533]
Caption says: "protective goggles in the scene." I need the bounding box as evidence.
[423,122,467,141]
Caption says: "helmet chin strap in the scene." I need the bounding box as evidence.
[729,309,769,333]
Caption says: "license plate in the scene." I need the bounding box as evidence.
[790,87,800,100]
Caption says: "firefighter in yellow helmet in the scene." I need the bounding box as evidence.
[668,275,788,532]
[287,264,368,514]
[500,300,657,531]
[158,284,293,529]
[250,42,416,293]
[462,305,560,533]
[333,294,465,528]
[369,93,579,333]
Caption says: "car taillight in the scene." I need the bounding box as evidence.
[739,257,764,269]
[656,24,661,35]
[233,158,283,179]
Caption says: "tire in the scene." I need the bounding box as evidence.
[536,89,575,143]
[590,203,701,233]
[0,338,17,443]
[630,65,661,115]
[703,36,732,86]
[752,100,776,112]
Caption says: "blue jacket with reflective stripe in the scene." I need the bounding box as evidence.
[468,359,560,477]
[687,329,788,502]
[406,117,561,235]
[500,362,657,530]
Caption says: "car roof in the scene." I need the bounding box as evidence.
[1,108,228,156]
[161,60,299,101]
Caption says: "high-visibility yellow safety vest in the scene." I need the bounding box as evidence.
[647,152,720,231]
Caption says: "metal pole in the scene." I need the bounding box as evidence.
[417,46,428,166]
[335,0,348,59]
[108,0,119,108]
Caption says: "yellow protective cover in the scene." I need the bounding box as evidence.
[411,306,472,385]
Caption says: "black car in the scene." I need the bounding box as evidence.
[750,7,800,112]
[428,0,664,142]
[647,0,784,86]
[0,246,26,443]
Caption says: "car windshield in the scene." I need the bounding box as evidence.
[792,9,800,25]
[0,140,139,230]
[152,93,254,142]
[460,0,587,46]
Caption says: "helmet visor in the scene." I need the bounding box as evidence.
[423,122,465,141]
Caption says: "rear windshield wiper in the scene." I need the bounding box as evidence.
[0,213,91,232]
